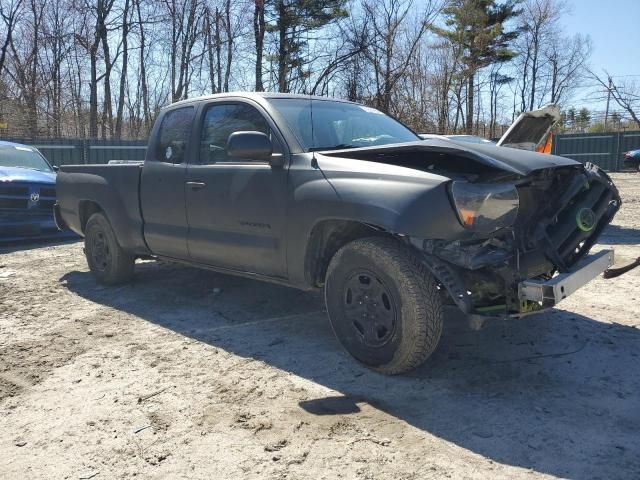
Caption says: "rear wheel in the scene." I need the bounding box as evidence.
[324,237,443,375]
[84,212,134,285]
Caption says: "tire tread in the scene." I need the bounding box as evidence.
[326,236,443,375]
[85,212,134,285]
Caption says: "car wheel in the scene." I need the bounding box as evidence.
[84,212,134,285]
[325,237,443,375]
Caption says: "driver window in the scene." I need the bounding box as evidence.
[199,103,281,164]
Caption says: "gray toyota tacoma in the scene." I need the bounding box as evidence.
[55,93,621,374]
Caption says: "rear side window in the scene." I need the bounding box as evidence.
[156,107,194,163]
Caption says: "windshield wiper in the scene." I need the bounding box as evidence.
[309,144,359,152]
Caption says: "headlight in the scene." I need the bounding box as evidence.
[450,182,519,233]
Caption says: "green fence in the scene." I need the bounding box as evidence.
[5,132,640,171]
[0,137,147,166]
[552,131,640,172]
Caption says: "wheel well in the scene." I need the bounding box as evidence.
[305,219,390,287]
[78,200,103,233]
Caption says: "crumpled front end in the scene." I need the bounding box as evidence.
[410,163,621,315]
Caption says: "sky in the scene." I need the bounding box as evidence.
[561,0,640,112]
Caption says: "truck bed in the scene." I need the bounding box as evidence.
[56,163,147,253]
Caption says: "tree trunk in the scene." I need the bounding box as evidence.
[277,0,288,93]
[115,0,130,139]
[466,73,474,134]
[253,0,265,91]
[89,47,98,138]
[529,33,539,111]
[204,9,217,93]
[135,0,150,132]
[223,0,232,92]
[215,8,222,94]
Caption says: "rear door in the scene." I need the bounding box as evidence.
[140,106,195,259]
[185,100,289,278]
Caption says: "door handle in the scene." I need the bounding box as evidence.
[186,181,206,190]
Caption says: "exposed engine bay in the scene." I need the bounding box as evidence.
[414,163,620,315]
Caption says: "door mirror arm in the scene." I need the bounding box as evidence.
[269,153,285,168]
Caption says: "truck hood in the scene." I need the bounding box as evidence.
[0,166,56,184]
[321,139,579,178]
[496,104,561,150]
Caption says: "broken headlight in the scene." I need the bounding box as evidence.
[450,182,519,233]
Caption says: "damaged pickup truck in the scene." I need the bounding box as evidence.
[55,93,621,374]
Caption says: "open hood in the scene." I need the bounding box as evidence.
[321,138,579,178]
[497,104,560,151]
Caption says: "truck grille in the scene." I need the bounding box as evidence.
[0,182,57,216]
[0,185,29,196]
[528,164,620,271]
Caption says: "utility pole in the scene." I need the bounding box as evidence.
[604,76,613,129]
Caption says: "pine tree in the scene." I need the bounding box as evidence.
[267,0,348,93]
[434,0,520,134]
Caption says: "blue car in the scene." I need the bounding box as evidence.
[0,140,72,241]
[623,149,640,171]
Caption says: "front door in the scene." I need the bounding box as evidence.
[140,106,195,259]
[185,101,288,278]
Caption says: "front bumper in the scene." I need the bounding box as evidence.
[0,204,76,243]
[518,249,614,309]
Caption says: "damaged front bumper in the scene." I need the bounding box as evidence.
[518,249,614,309]
[411,162,621,317]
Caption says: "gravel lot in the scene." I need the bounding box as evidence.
[1,173,639,480]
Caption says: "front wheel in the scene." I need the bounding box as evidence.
[84,212,134,285]
[325,237,443,375]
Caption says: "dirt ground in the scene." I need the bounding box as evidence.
[1,173,639,480]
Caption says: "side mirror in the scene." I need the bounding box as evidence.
[227,131,273,161]
[52,165,60,172]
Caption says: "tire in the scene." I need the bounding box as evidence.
[324,236,443,375]
[84,212,134,285]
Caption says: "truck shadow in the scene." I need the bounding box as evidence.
[61,261,640,479]
[600,224,640,245]
[0,236,79,254]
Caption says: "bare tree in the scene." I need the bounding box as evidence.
[360,0,440,113]
[7,0,46,136]
[591,72,640,127]
[164,0,203,102]
[114,0,131,138]
[0,0,24,76]
[40,0,73,137]
[73,0,117,137]
[544,33,591,105]
[488,65,512,138]
[514,0,564,111]
[253,0,265,91]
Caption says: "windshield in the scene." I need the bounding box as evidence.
[268,98,419,151]
[0,146,53,172]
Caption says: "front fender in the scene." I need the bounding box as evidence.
[285,160,466,286]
